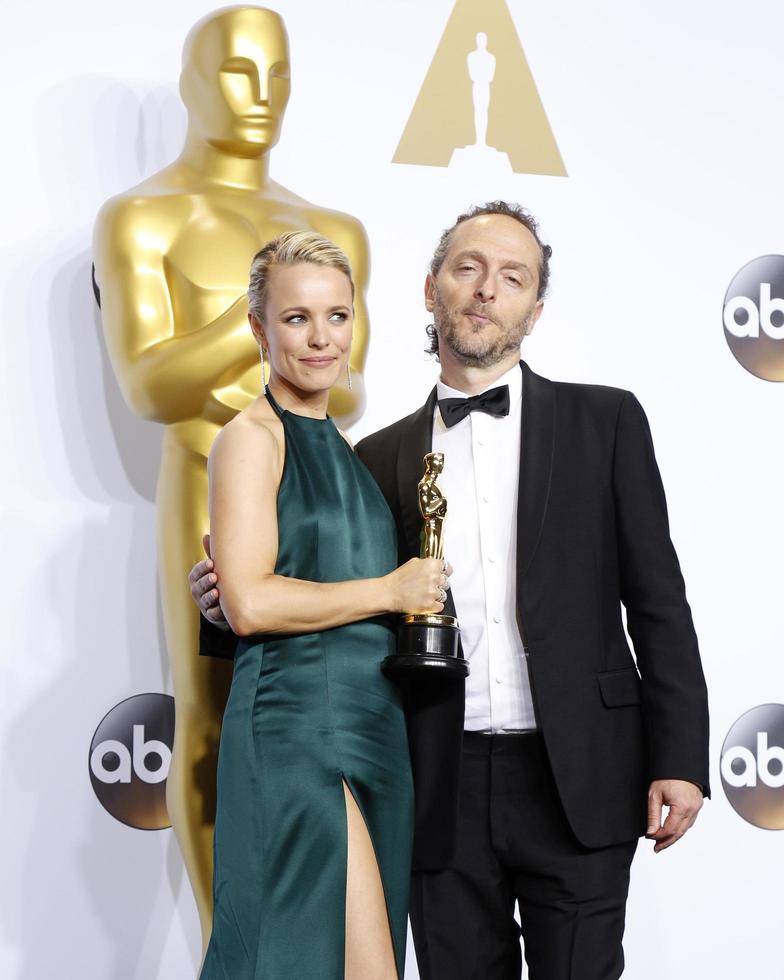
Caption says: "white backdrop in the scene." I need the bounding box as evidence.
[2,0,783,976]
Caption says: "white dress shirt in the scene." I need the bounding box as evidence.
[432,363,537,732]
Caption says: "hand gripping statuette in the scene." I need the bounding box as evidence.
[382,452,468,678]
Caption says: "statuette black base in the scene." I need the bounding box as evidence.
[382,614,469,678]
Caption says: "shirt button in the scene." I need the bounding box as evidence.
[495,676,503,684]
[482,494,489,503]
[477,438,485,446]
[493,614,501,624]
[487,555,496,563]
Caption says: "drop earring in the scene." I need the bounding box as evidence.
[346,362,352,391]
[260,346,268,392]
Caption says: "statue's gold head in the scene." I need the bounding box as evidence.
[425,451,445,477]
[180,6,291,156]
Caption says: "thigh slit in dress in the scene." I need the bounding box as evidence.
[200,391,414,980]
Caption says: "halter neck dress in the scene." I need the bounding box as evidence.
[200,391,414,980]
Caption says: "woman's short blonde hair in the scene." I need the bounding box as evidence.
[247,231,354,321]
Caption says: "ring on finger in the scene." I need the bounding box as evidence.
[437,587,447,603]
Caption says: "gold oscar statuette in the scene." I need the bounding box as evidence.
[382,452,469,678]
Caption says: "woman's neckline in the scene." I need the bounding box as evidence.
[265,388,332,423]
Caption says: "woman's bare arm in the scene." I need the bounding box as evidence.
[208,417,443,637]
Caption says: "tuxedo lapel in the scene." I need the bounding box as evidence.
[518,361,556,582]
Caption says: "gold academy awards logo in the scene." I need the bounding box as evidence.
[393,0,566,177]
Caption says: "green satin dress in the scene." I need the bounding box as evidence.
[201,391,414,980]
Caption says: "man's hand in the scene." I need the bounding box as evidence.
[188,533,229,629]
[646,779,703,852]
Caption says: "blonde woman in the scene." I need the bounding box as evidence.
[199,232,449,980]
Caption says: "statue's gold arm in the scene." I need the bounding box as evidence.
[95,203,259,426]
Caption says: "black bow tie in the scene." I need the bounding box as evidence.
[438,385,510,428]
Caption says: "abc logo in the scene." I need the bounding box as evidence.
[720,703,784,830]
[723,255,784,381]
[89,693,175,830]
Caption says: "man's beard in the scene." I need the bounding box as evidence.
[432,288,532,367]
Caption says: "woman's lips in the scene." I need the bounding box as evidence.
[299,357,337,367]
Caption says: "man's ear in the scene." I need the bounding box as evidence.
[524,301,545,336]
[424,273,436,314]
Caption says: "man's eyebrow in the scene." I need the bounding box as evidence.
[451,250,486,265]
[502,261,533,275]
[451,249,532,273]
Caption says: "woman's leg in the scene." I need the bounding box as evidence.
[343,781,399,980]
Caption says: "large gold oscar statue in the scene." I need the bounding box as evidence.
[93,5,370,952]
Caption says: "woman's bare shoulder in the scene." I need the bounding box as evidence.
[209,400,284,475]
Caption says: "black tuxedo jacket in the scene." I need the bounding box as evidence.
[201,361,710,869]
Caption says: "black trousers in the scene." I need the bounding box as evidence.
[409,733,638,980]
